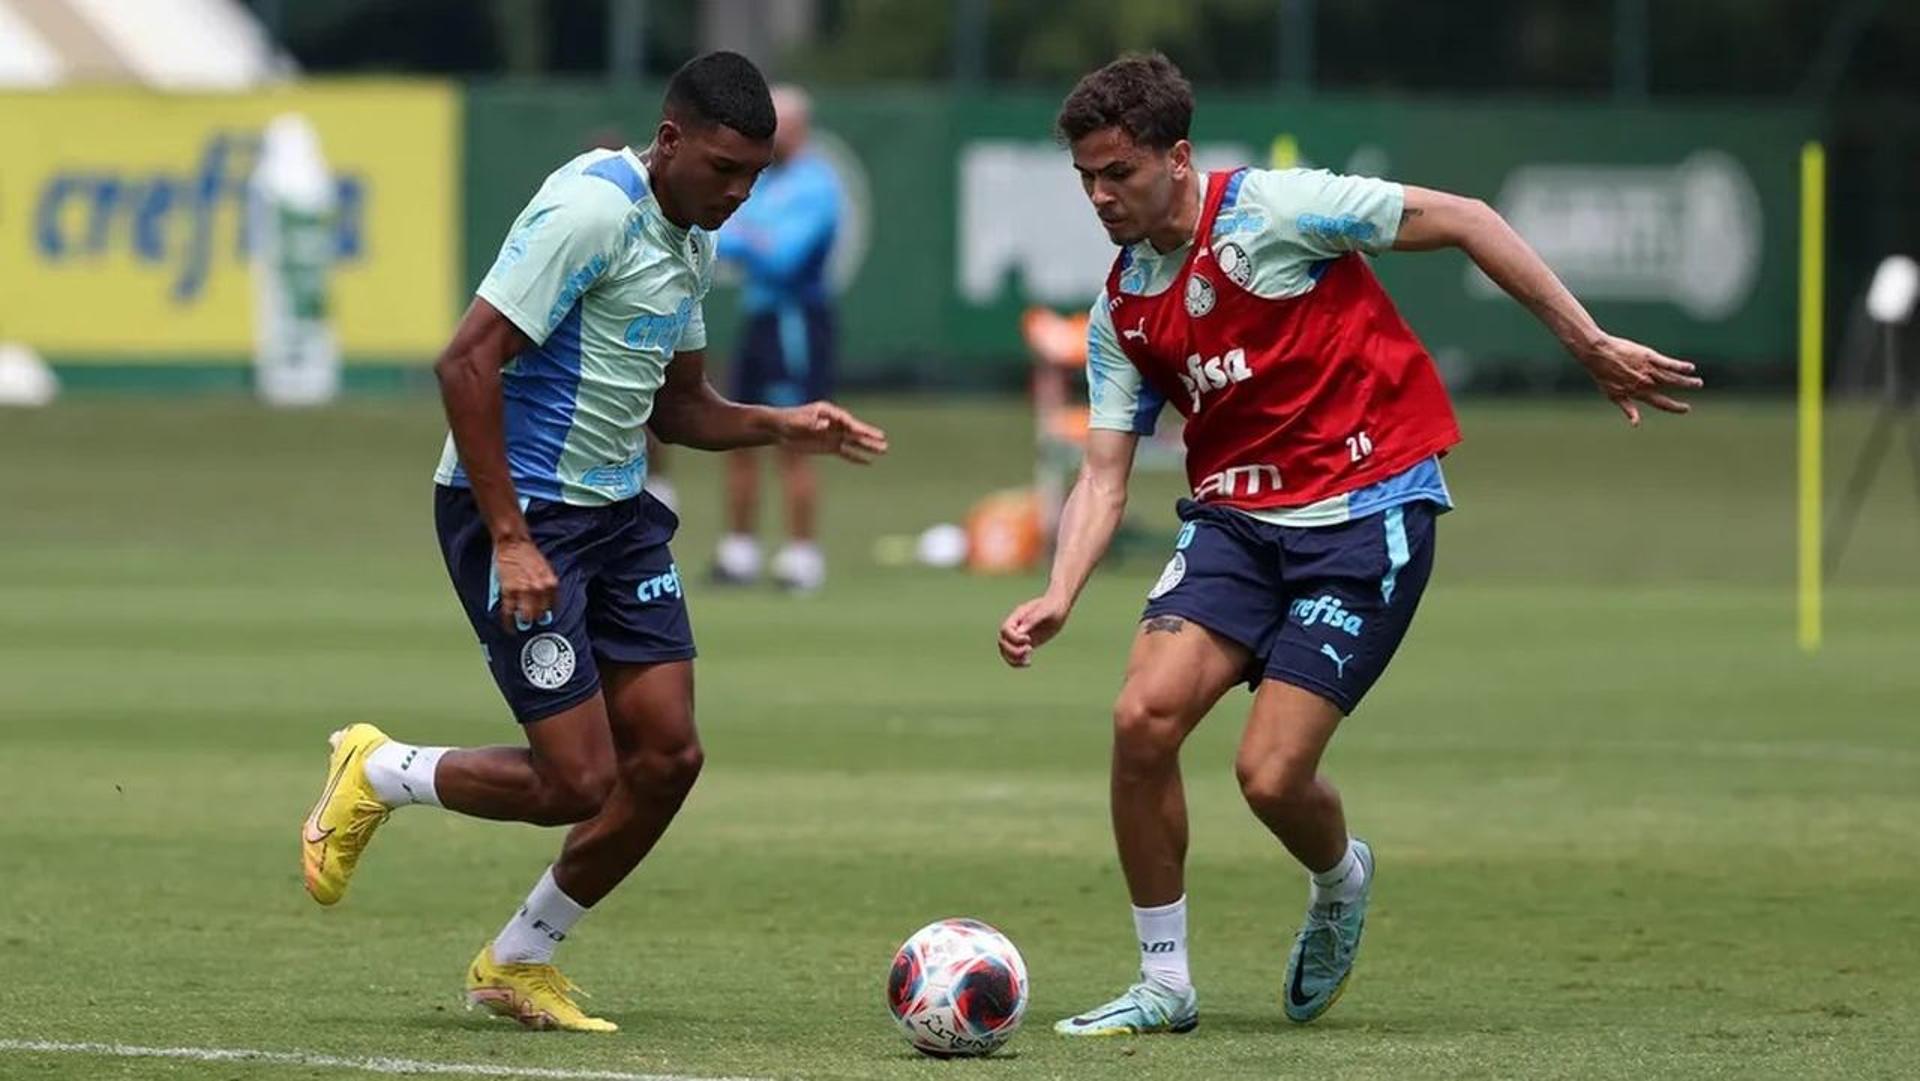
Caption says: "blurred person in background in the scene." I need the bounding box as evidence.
[709,85,844,592]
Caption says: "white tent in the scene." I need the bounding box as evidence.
[0,0,285,89]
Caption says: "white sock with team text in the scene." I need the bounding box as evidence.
[363,741,447,808]
[1309,840,1367,907]
[1133,895,1191,994]
[491,867,588,965]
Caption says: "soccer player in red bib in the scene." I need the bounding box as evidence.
[998,53,1701,1037]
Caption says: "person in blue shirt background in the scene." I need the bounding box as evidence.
[711,85,844,592]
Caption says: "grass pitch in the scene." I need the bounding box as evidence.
[1,397,1915,1080]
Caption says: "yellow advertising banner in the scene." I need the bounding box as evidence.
[0,81,458,360]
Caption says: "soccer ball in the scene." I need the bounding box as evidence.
[886,918,1029,1058]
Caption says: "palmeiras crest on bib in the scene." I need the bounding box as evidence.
[1184,273,1216,317]
[1216,241,1253,287]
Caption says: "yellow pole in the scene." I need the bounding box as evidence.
[1269,133,1300,169]
[1798,143,1825,652]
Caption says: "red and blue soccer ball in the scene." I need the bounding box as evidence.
[886,918,1029,1058]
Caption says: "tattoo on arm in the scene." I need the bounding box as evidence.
[1143,616,1187,635]
[1400,207,1424,224]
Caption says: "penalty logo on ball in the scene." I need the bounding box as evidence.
[1148,552,1187,600]
[520,632,576,690]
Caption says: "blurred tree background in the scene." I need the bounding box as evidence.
[247,0,1917,100]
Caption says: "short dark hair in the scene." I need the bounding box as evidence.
[663,51,775,141]
[1055,52,1193,149]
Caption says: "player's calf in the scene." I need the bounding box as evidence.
[1238,760,1352,884]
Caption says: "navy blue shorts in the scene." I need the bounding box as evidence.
[730,303,836,408]
[1140,499,1439,715]
[434,486,695,724]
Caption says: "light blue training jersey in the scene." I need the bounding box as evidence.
[435,147,713,506]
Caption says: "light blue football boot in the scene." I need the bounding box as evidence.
[1283,838,1375,1023]
[1054,979,1199,1037]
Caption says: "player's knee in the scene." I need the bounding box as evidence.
[1235,754,1318,813]
[619,738,704,800]
[1111,694,1188,770]
[535,762,616,825]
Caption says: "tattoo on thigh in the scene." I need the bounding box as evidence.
[1144,616,1187,635]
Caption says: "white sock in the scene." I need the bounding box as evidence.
[1309,840,1366,907]
[715,533,761,579]
[363,741,447,808]
[1132,895,1191,994]
[491,867,589,965]
[772,541,825,590]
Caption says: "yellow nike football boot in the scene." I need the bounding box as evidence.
[466,945,619,1032]
[300,723,392,906]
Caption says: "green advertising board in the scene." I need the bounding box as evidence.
[465,83,1816,384]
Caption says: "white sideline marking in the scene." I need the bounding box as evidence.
[0,1039,768,1081]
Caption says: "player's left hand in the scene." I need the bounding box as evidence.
[775,402,890,463]
[1575,334,1704,427]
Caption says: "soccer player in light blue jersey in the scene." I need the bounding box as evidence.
[711,85,846,592]
[1000,53,1699,1040]
[298,52,887,1032]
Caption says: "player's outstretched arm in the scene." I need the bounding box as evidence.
[649,348,888,462]
[999,429,1139,668]
[1392,185,1704,426]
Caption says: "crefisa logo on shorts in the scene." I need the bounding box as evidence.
[521,632,576,690]
[1290,594,1365,637]
[636,563,683,604]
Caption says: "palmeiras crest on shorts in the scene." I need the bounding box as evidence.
[1148,552,1188,600]
[521,632,576,690]
[1216,241,1253,287]
[1184,274,1216,317]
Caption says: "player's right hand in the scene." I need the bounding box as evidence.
[999,593,1070,668]
[494,538,559,632]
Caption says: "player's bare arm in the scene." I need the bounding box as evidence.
[999,428,1140,667]
[433,296,556,630]
[1393,185,1705,426]
[650,348,889,462]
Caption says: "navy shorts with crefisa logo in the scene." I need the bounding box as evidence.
[434,486,695,723]
[1140,498,1439,715]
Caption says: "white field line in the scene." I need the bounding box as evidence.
[0,1039,771,1081]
